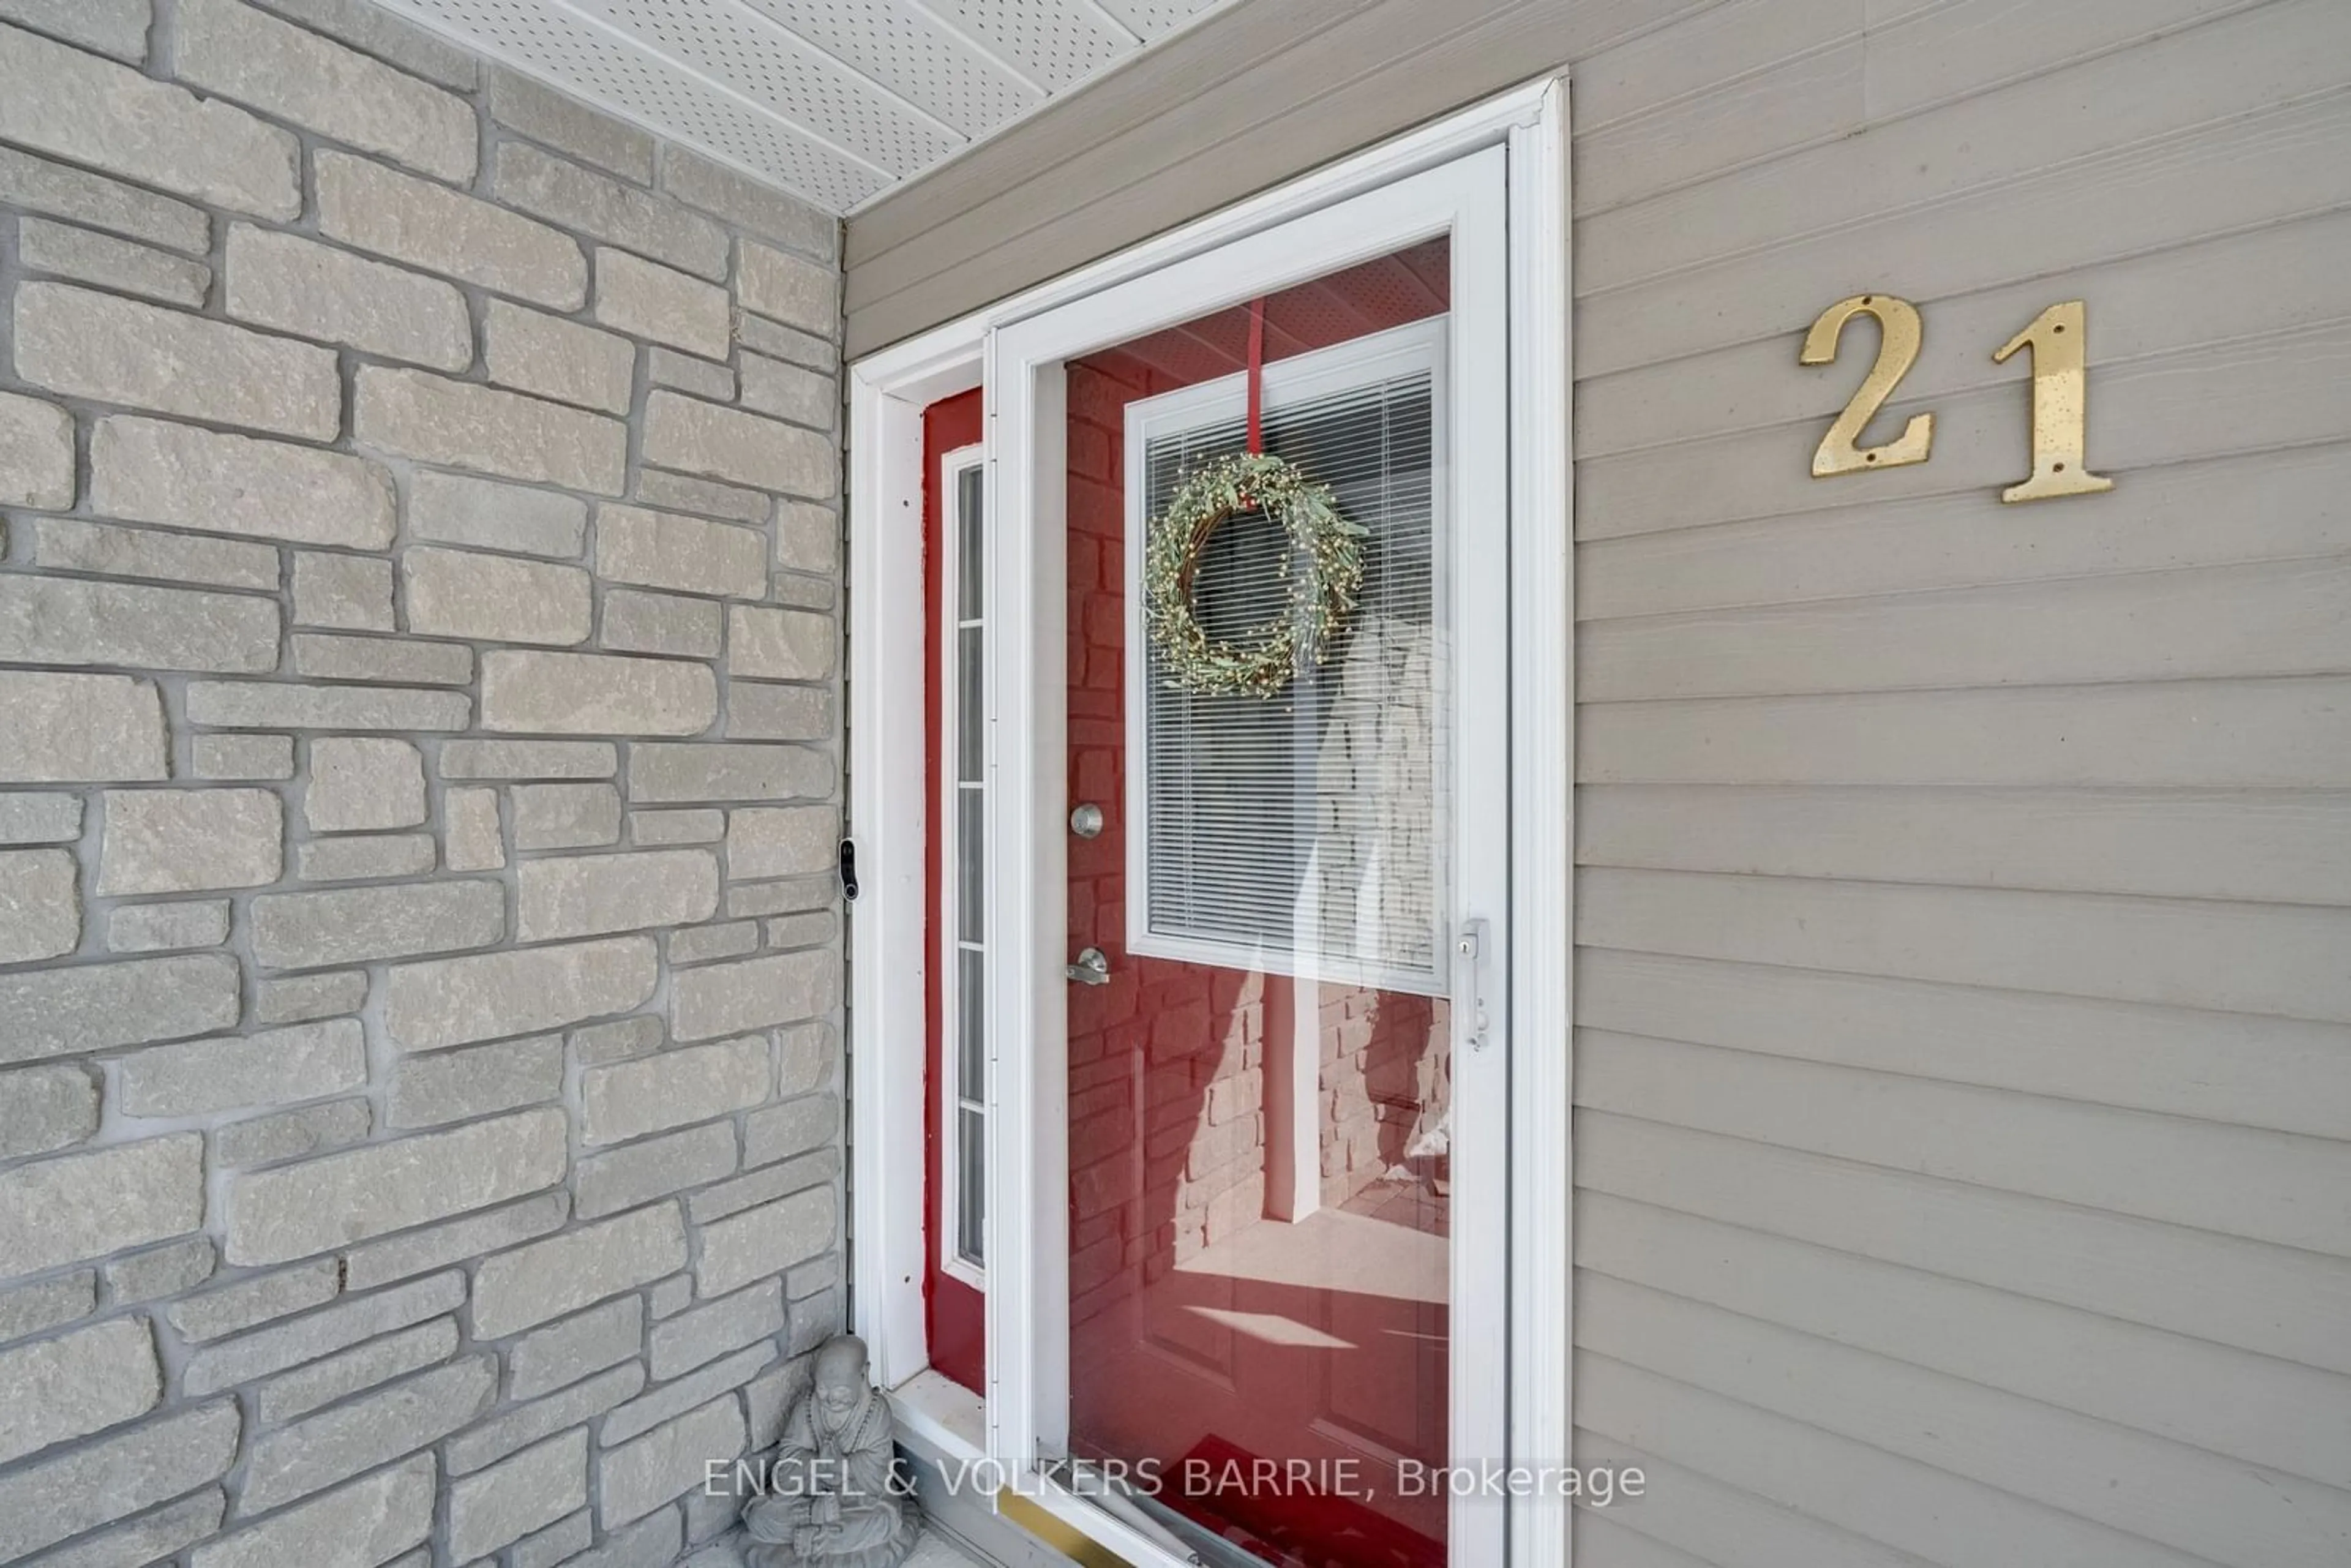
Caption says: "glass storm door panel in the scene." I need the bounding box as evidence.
[1049,216,1507,1565]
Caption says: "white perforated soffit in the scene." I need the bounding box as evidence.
[369,0,1236,215]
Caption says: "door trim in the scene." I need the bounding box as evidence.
[846,73,1572,1567]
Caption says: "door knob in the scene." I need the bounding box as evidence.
[1065,947,1111,986]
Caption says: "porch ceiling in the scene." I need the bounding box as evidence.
[367,0,1234,216]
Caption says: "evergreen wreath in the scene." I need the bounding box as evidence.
[1144,451,1367,699]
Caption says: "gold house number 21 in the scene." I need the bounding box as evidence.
[1801,294,2115,503]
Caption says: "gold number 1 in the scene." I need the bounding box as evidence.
[1992,300,2114,503]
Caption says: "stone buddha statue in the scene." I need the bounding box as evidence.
[744,1335,923,1568]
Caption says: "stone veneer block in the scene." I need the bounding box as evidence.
[727,806,839,881]
[0,575,279,674]
[602,588,722,659]
[407,470,588,561]
[740,351,834,429]
[357,367,628,496]
[30,1489,225,1568]
[187,681,471,732]
[498,141,728,282]
[698,1187,834,1299]
[193,734,296,782]
[240,1357,493,1513]
[632,467,770,524]
[594,505,768,599]
[0,142,209,256]
[0,388,73,508]
[738,240,839,335]
[663,144,835,258]
[485,299,635,415]
[119,1019,368,1117]
[0,1135,204,1276]
[408,470,590,558]
[28,518,279,591]
[253,1317,458,1425]
[512,782,621,850]
[227,1109,567,1264]
[105,1236,220,1307]
[574,1121,737,1221]
[293,632,474,688]
[246,0,478,90]
[671,950,838,1042]
[388,1033,563,1128]
[175,0,476,184]
[297,834,434,883]
[383,934,659,1051]
[481,650,718,737]
[182,1271,464,1394]
[628,743,832,803]
[217,1100,373,1171]
[339,1196,567,1295]
[0,847,78,964]
[580,1035,770,1147]
[745,1086,838,1168]
[648,1280,783,1381]
[516,848,719,942]
[0,1061,99,1159]
[449,1429,588,1561]
[108,899,234,952]
[446,787,506,872]
[0,672,166,783]
[0,21,296,218]
[646,345,734,402]
[405,547,593,647]
[440,739,617,779]
[306,738,427,833]
[250,879,503,969]
[598,1395,745,1527]
[471,1202,688,1338]
[643,391,838,499]
[98,789,283,895]
[729,683,833,742]
[446,1362,640,1476]
[593,247,732,359]
[0,792,80,844]
[728,604,836,681]
[224,224,471,369]
[255,969,368,1025]
[1,954,239,1065]
[190,1452,435,1568]
[15,282,337,441]
[775,500,840,574]
[0,1403,241,1562]
[507,1295,644,1400]
[293,553,397,631]
[93,416,396,549]
[317,150,585,309]
[0,0,153,62]
[16,213,211,307]
[490,66,655,184]
[165,1259,340,1343]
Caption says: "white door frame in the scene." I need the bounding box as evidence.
[847,73,1573,1567]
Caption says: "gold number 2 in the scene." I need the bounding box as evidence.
[1993,299,2115,503]
[1800,293,1933,476]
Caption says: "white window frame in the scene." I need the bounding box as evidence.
[1120,319,1453,996]
[937,441,989,1292]
[847,73,1573,1568]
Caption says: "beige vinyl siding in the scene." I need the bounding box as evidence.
[849,0,2351,1562]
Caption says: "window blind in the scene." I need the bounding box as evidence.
[1133,362,1449,992]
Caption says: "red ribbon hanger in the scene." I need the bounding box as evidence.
[1245,296,1266,454]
